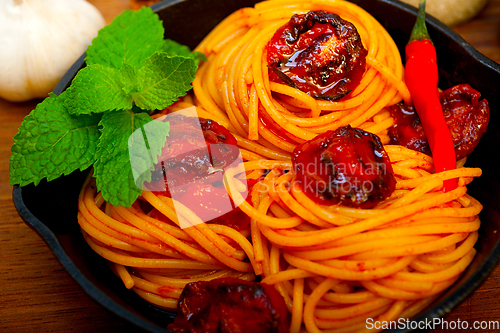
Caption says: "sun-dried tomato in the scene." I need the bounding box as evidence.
[266,10,367,100]
[292,125,395,208]
[388,84,489,161]
[167,278,289,333]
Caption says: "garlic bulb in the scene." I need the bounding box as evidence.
[0,0,105,102]
[399,0,488,26]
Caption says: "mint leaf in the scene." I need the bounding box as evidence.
[128,115,170,192]
[66,53,195,115]
[9,93,101,186]
[119,64,139,95]
[65,65,133,115]
[10,6,195,210]
[133,53,196,110]
[193,51,207,66]
[86,7,164,69]
[162,39,206,65]
[94,110,169,207]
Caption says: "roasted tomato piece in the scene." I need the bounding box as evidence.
[388,84,490,160]
[178,183,250,230]
[149,179,257,230]
[147,114,250,229]
[266,10,367,100]
[387,102,429,154]
[149,192,250,231]
[292,125,395,208]
[167,278,289,333]
[149,114,239,197]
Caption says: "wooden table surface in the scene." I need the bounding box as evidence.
[1,1,499,332]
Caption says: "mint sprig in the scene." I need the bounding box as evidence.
[65,65,133,115]
[86,6,165,69]
[9,7,203,207]
[65,53,196,115]
[94,110,169,207]
[162,39,207,65]
[10,92,101,186]
[134,52,196,110]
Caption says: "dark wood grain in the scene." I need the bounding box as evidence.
[1,1,499,332]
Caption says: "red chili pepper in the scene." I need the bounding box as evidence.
[404,0,457,192]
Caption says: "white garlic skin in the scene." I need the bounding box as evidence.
[0,0,106,102]
[399,0,488,27]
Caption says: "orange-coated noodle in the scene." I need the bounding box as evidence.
[77,0,482,331]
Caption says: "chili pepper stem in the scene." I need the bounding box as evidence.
[409,0,431,44]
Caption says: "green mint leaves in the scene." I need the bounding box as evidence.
[133,52,196,110]
[10,93,101,187]
[64,65,133,114]
[10,7,202,207]
[65,53,196,115]
[86,7,165,69]
[94,110,170,207]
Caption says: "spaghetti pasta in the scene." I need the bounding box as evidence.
[76,0,484,332]
[193,0,411,151]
